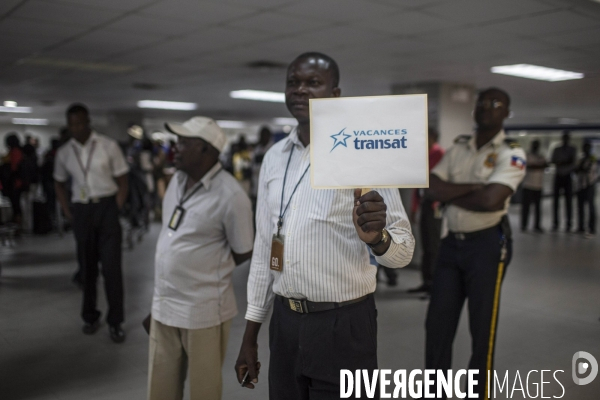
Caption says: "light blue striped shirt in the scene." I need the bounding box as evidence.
[246,129,415,323]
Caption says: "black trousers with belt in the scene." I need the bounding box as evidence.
[269,295,378,400]
[425,226,512,399]
[420,199,443,287]
[553,174,573,229]
[71,196,124,326]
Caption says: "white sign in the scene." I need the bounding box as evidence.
[309,94,429,189]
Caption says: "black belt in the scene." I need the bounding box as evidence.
[277,293,371,314]
[78,195,115,205]
[448,225,499,241]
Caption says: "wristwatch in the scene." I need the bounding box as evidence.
[368,228,390,249]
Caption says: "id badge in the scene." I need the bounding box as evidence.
[80,186,88,201]
[270,234,284,272]
[168,206,185,231]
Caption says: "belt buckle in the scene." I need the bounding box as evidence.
[455,233,465,240]
[289,299,304,313]
[91,197,100,204]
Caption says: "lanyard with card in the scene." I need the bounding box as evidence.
[270,147,310,272]
[168,168,222,231]
[72,141,96,201]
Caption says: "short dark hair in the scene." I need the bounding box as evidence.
[292,52,340,87]
[428,127,439,142]
[5,133,20,149]
[478,87,510,108]
[66,103,89,118]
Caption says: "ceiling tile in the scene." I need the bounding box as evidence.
[417,26,514,46]
[278,0,401,23]
[367,0,451,9]
[0,0,23,15]
[539,27,600,48]
[43,0,160,12]
[423,0,558,24]
[12,0,123,27]
[104,14,198,38]
[140,0,258,23]
[226,11,330,35]
[488,10,600,36]
[0,16,88,39]
[352,10,461,35]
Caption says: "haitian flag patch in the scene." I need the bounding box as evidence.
[510,156,526,170]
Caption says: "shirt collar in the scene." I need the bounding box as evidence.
[70,131,98,148]
[178,161,223,193]
[282,127,305,152]
[469,129,506,151]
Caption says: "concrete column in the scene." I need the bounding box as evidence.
[391,82,477,149]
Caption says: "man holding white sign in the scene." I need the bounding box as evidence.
[425,88,526,399]
[235,52,415,399]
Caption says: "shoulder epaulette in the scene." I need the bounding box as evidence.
[504,138,521,149]
[454,135,471,144]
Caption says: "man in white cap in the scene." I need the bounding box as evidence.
[147,116,254,400]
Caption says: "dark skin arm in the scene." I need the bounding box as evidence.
[54,180,73,220]
[352,189,390,255]
[235,320,262,388]
[115,174,128,210]
[451,183,513,212]
[427,174,483,203]
[232,250,252,266]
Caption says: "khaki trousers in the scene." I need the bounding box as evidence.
[148,318,231,400]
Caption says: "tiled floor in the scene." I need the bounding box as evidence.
[0,200,599,399]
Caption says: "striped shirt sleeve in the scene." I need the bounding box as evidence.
[374,188,415,269]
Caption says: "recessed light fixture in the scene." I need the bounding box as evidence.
[0,106,32,113]
[216,120,246,129]
[137,100,197,110]
[273,117,297,125]
[4,101,17,107]
[491,64,584,82]
[12,118,49,125]
[230,90,285,103]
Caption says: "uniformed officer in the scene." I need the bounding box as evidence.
[425,88,526,399]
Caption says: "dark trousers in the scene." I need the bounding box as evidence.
[553,175,573,229]
[521,188,542,230]
[71,197,124,326]
[425,227,512,399]
[269,295,378,400]
[577,185,596,233]
[420,200,443,286]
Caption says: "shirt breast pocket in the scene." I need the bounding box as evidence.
[476,165,495,181]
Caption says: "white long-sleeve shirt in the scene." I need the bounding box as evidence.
[246,129,415,323]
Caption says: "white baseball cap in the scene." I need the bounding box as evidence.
[165,116,226,153]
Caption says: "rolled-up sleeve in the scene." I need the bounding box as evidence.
[245,160,275,324]
[53,148,68,182]
[223,190,254,254]
[374,188,415,269]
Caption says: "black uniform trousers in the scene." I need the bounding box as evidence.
[553,174,573,229]
[521,188,542,230]
[269,295,378,400]
[577,185,596,233]
[420,199,443,287]
[425,226,512,399]
[71,196,124,326]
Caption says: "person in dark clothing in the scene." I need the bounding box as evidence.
[576,142,597,237]
[521,140,548,232]
[551,131,577,232]
[2,134,24,226]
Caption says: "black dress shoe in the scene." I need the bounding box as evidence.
[109,325,126,343]
[82,320,101,335]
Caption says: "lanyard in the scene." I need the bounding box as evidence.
[178,168,222,207]
[72,141,96,183]
[278,147,310,236]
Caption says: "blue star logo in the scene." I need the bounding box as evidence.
[330,128,351,152]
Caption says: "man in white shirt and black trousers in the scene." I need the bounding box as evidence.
[235,52,415,399]
[54,104,129,343]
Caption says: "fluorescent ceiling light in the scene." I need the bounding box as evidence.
[12,118,49,125]
[137,100,197,111]
[273,117,298,125]
[0,106,32,113]
[216,120,246,129]
[230,90,285,103]
[4,101,17,107]
[491,64,584,82]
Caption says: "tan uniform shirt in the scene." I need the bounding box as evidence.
[432,130,526,233]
